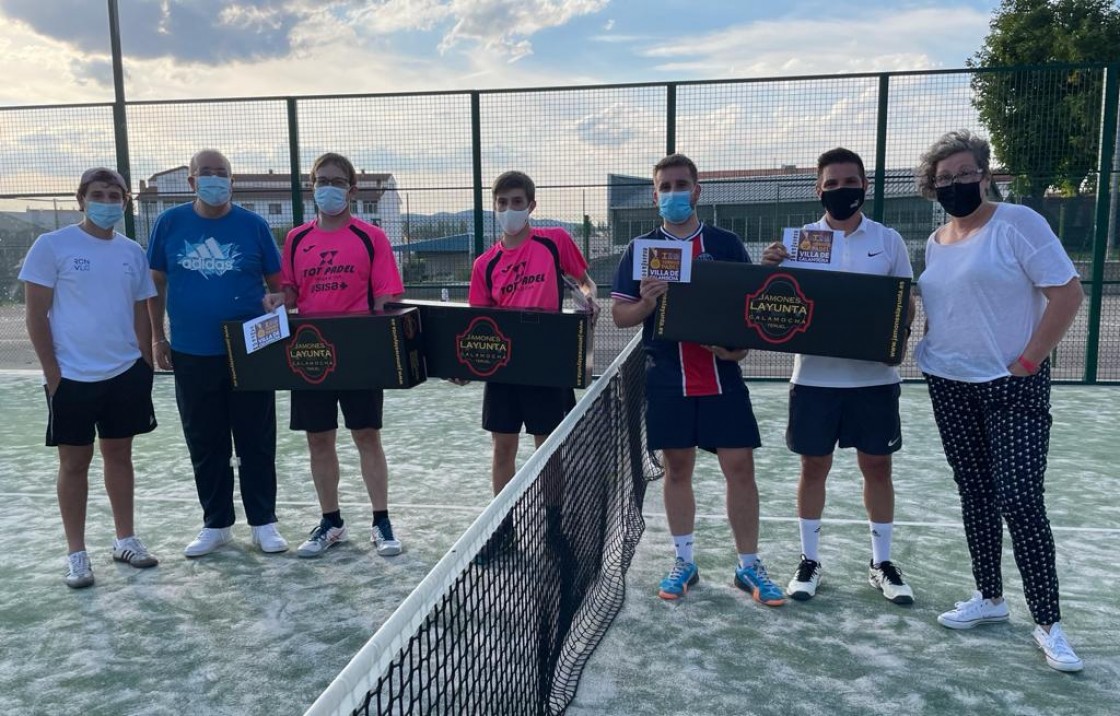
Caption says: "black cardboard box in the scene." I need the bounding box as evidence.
[391,300,593,388]
[222,308,427,390]
[655,261,911,363]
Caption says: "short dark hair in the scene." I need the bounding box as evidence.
[817,147,866,182]
[311,152,357,186]
[491,171,535,202]
[653,153,698,182]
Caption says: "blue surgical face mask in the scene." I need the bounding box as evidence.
[196,175,232,207]
[658,191,694,224]
[85,201,124,230]
[314,185,349,216]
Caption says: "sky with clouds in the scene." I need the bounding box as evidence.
[0,0,1001,105]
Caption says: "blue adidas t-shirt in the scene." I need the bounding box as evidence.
[148,204,282,356]
[611,223,751,397]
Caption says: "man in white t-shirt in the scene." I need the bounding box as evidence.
[762,148,916,605]
[19,167,160,589]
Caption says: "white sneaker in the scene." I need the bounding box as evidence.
[868,560,914,605]
[65,551,94,589]
[786,555,822,600]
[1033,623,1084,672]
[371,518,402,557]
[184,527,233,558]
[296,521,348,558]
[112,536,159,568]
[937,591,1010,629]
[251,523,289,553]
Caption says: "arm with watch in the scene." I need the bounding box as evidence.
[1007,278,1083,376]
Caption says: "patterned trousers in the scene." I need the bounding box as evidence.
[925,364,1061,625]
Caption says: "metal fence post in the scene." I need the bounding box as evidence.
[286,98,303,228]
[471,92,485,259]
[1085,64,1119,384]
[666,83,676,156]
[872,74,889,223]
[107,0,135,239]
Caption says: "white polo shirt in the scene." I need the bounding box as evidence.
[788,214,914,388]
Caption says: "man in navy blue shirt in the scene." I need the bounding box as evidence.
[147,149,288,557]
[611,153,784,607]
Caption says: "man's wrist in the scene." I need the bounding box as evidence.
[153,338,169,346]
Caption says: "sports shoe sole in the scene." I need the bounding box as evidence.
[937,614,1009,630]
[787,586,816,601]
[65,575,95,589]
[734,574,786,607]
[113,554,159,569]
[658,571,699,601]
[1038,650,1084,673]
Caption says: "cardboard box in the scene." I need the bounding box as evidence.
[223,308,427,390]
[391,300,594,388]
[655,261,911,363]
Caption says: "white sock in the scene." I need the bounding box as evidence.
[870,521,893,565]
[672,533,694,564]
[799,518,822,561]
[738,553,758,569]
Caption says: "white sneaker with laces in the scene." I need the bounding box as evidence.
[297,522,348,558]
[1033,623,1084,672]
[65,550,94,589]
[184,527,233,558]
[112,536,159,568]
[371,519,402,557]
[251,523,289,554]
[868,560,914,605]
[786,556,822,601]
[937,591,1010,629]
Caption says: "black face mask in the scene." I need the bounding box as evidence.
[819,186,865,221]
[935,181,984,217]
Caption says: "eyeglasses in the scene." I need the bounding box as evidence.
[194,169,230,178]
[313,178,351,189]
[933,168,984,188]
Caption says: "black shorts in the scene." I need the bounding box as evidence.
[45,359,156,447]
[290,389,384,433]
[786,383,902,457]
[482,383,576,436]
[646,389,762,452]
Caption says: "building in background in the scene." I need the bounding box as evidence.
[134,166,402,246]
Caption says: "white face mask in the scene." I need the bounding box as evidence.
[496,208,530,236]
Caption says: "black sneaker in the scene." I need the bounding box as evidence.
[869,560,914,605]
[786,555,822,601]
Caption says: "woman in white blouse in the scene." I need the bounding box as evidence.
[915,129,1084,673]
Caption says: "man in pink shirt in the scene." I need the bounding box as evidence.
[263,153,404,559]
[466,171,597,553]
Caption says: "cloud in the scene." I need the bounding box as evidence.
[575,103,635,146]
[439,0,609,62]
[641,7,989,77]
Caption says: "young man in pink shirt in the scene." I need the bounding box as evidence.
[263,153,404,559]
[466,171,598,551]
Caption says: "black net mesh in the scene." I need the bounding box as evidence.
[310,336,659,716]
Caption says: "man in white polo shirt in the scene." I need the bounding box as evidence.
[762,148,916,605]
[20,167,160,589]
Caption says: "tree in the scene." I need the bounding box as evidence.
[968,0,1120,196]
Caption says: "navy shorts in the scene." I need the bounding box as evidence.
[482,383,576,436]
[646,389,761,451]
[290,389,384,433]
[786,383,902,457]
[45,359,156,447]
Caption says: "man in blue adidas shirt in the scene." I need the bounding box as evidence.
[147,149,289,558]
[611,153,784,607]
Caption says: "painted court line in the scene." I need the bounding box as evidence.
[0,491,1116,533]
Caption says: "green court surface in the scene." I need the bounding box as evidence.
[0,373,1116,716]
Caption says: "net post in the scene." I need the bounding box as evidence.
[872,73,890,223]
[1085,64,1119,384]
[286,97,304,228]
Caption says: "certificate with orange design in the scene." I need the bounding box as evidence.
[781,228,846,270]
[632,239,693,282]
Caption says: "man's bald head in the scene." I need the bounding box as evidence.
[189,149,231,177]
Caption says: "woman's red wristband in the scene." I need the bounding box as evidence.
[1017,355,1039,374]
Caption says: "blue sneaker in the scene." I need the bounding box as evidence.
[735,559,786,607]
[658,558,699,600]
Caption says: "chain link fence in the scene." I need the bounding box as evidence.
[2,66,1117,381]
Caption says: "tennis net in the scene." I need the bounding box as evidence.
[304,332,659,716]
